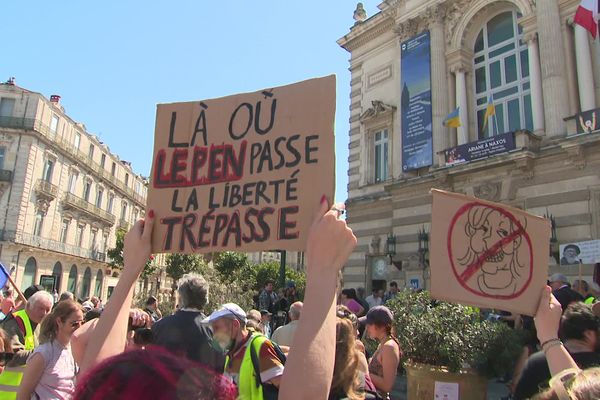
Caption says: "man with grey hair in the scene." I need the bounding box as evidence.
[0,291,52,397]
[152,273,224,371]
[271,301,303,347]
[549,273,583,311]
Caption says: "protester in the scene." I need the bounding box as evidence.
[258,280,277,315]
[356,288,370,312]
[0,291,53,397]
[383,282,399,303]
[89,297,101,310]
[274,281,298,315]
[74,348,237,400]
[1,289,16,317]
[590,282,600,299]
[143,296,162,323]
[0,327,13,374]
[365,289,384,309]
[59,292,74,302]
[259,309,272,338]
[17,300,83,400]
[337,305,367,356]
[329,317,373,400]
[74,197,356,400]
[340,289,365,316]
[514,301,600,399]
[527,286,600,399]
[271,301,302,348]
[245,309,263,334]
[549,273,584,311]
[573,280,597,304]
[206,303,285,398]
[151,273,225,372]
[362,306,401,399]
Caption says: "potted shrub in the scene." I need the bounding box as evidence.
[386,290,523,400]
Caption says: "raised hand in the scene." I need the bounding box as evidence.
[534,285,562,343]
[123,210,155,278]
[306,196,357,275]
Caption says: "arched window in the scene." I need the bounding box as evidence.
[81,267,92,299]
[473,11,533,138]
[21,257,37,290]
[94,269,103,298]
[52,262,62,293]
[68,265,78,295]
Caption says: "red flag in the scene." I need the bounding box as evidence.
[574,0,599,38]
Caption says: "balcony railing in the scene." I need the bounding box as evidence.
[0,169,12,182]
[0,230,107,263]
[63,192,116,226]
[0,116,146,207]
[35,179,59,199]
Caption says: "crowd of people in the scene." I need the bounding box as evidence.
[0,198,597,399]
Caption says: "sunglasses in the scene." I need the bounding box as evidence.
[0,353,14,367]
[548,368,580,400]
[70,320,84,328]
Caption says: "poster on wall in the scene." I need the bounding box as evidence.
[401,31,433,171]
[576,108,599,134]
[147,76,336,254]
[444,132,516,166]
[559,240,600,265]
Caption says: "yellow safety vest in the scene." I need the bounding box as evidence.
[0,310,35,400]
[584,296,596,305]
[225,334,269,400]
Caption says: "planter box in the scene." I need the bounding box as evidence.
[406,362,488,400]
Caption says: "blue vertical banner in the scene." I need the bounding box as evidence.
[401,31,433,171]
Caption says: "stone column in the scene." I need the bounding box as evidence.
[536,0,570,136]
[455,69,469,144]
[592,37,600,106]
[574,24,596,111]
[527,36,545,132]
[429,6,451,161]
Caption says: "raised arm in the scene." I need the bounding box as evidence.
[534,285,579,376]
[279,197,357,399]
[79,211,154,375]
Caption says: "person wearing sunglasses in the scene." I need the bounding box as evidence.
[17,300,84,400]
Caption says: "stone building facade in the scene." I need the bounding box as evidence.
[0,80,150,300]
[338,0,600,292]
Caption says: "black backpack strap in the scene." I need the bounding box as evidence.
[249,335,263,388]
[249,335,287,388]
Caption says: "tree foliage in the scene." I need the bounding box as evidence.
[165,253,208,283]
[106,228,157,279]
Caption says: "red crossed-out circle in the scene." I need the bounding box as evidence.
[447,202,533,300]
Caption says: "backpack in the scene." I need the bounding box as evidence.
[248,335,286,400]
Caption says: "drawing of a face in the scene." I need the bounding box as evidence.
[453,205,530,297]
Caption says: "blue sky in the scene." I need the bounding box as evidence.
[2,1,382,203]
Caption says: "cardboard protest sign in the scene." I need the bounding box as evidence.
[430,189,550,316]
[147,76,336,254]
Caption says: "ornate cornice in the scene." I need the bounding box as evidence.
[359,101,397,124]
[338,16,396,52]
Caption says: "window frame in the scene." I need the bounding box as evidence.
[472,10,532,139]
[373,128,390,183]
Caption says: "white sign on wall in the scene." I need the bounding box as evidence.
[559,240,600,265]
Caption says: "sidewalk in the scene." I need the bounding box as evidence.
[390,374,510,399]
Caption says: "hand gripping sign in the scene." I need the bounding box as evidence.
[147,76,336,254]
[430,189,550,316]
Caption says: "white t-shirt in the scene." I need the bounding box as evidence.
[28,340,77,400]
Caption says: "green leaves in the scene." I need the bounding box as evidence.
[387,290,523,377]
[107,228,156,279]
